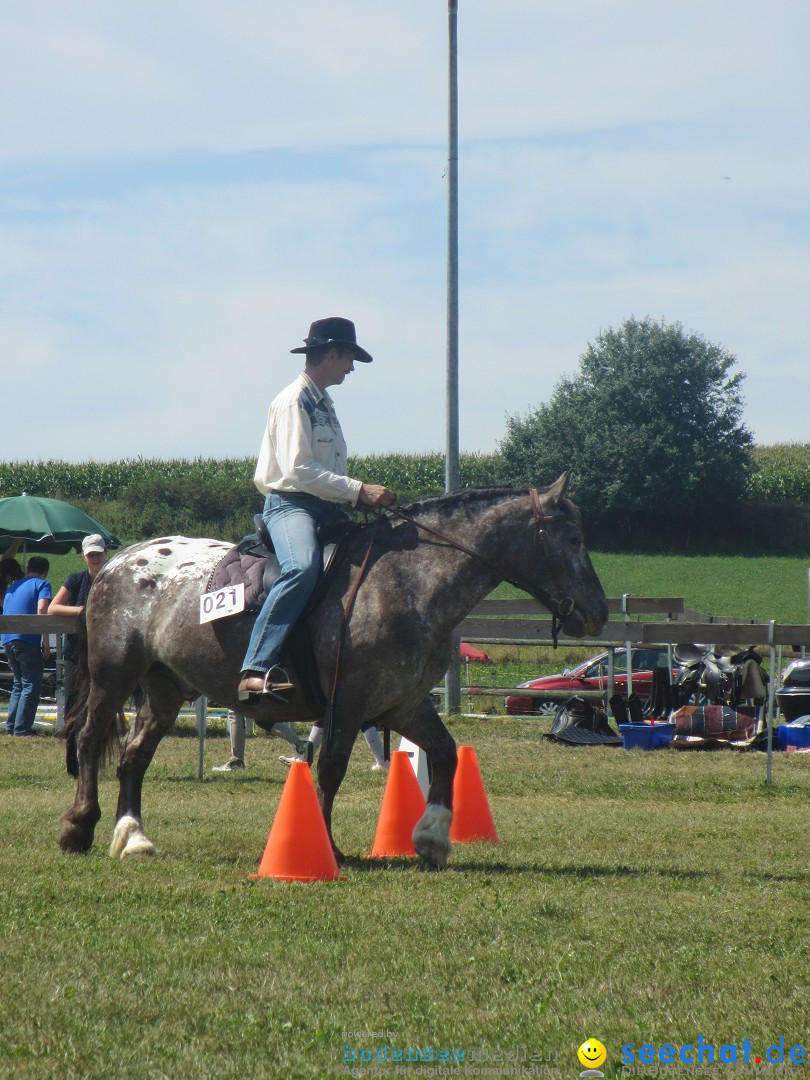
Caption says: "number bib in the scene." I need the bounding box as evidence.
[199,583,246,624]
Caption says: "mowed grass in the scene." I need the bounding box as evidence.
[486,551,810,625]
[590,552,810,625]
[1,720,808,1079]
[474,551,809,690]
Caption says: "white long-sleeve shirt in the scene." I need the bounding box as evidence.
[253,373,362,505]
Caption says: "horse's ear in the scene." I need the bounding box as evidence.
[541,471,570,506]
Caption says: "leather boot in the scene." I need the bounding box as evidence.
[609,694,628,725]
[660,679,673,718]
[627,692,644,725]
[648,668,664,717]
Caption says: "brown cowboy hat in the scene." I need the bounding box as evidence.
[290,316,373,363]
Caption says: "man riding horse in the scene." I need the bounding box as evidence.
[59,318,608,866]
[237,317,397,706]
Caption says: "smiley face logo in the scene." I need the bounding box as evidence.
[577,1039,607,1070]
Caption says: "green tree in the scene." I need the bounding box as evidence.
[499,317,754,547]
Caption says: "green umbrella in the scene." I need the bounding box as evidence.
[0,494,121,555]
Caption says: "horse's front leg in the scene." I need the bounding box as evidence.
[397,696,457,869]
[109,672,183,859]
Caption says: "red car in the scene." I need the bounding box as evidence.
[505,647,673,715]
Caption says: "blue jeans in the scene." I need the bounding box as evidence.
[5,639,44,735]
[241,492,339,676]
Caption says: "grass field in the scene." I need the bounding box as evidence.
[590,552,810,625]
[466,552,810,693]
[1,719,808,1079]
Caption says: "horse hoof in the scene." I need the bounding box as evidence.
[110,814,156,859]
[418,846,449,870]
[59,806,99,854]
[413,804,453,870]
[120,838,156,859]
[59,821,93,854]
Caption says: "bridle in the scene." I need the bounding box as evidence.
[324,487,578,750]
[389,487,578,642]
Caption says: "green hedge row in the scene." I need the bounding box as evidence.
[0,457,256,502]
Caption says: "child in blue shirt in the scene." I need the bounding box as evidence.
[2,556,52,736]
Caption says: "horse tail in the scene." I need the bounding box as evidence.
[62,611,121,772]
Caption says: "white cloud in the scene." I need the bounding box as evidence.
[1,0,808,465]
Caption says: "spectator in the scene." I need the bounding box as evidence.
[2,555,52,736]
[211,712,309,773]
[48,534,108,773]
[279,720,390,771]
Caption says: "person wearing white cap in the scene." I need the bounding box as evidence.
[49,534,109,775]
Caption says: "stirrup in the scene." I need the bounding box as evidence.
[237,667,294,704]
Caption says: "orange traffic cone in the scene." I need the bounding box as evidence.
[369,750,427,857]
[449,744,499,843]
[251,761,340,882]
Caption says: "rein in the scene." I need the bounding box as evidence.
[324,514,382,751]
[324,488,576,751]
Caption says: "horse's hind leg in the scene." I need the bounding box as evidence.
[59,682,123,854]
[397,696,457,869]
[109,670,184,859]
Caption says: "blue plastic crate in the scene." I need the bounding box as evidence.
[777,724,810,751]
[619,723,676,750]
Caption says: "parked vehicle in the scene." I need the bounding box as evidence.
[505,646,673,715]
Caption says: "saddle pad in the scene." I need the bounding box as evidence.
[207,547,271,612]
[546,727,623,746]
[543,697,622,746]
[672,705,755,742]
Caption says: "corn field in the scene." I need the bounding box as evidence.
[746,442,810,503]
[0,446,807,552]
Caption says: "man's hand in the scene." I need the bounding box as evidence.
[357,483,397,509]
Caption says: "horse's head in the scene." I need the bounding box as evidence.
[515,472,609,639]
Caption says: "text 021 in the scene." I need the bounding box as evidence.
[199,583,245,624]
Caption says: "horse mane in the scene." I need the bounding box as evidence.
[396,484,582,527]
[398,485,527,515]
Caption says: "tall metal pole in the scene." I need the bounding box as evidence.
[444,0,461,714]
[446,0,459,494]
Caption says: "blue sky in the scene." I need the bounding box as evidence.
[2,0,808,463]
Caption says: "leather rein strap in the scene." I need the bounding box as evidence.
[324,488,576,751]
[325,514,382,751]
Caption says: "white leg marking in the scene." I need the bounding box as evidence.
[413,803,453,869]
[109,814,156,859]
